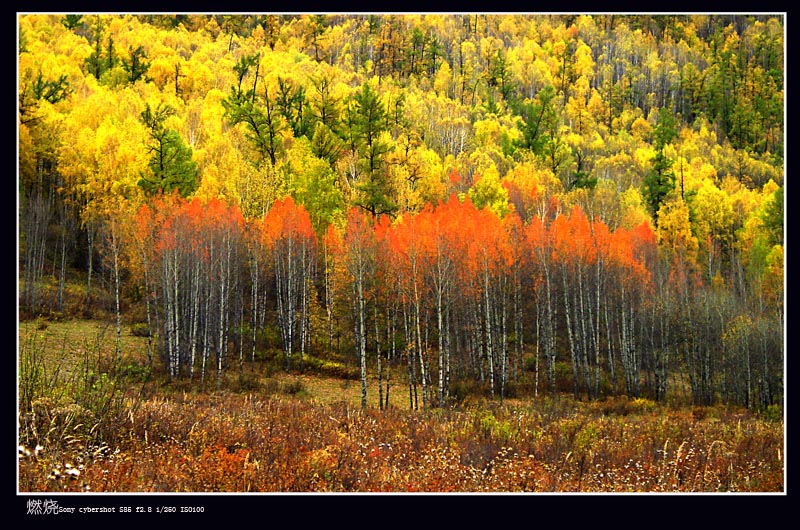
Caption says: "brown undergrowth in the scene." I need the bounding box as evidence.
[18,392,783,493]
[18,320,784,493]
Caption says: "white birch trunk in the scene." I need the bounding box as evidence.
[483,265,495,398]
[358,267,368,409]
[414,273,427,408]
[562,266,579,399]
[109,224,122,364]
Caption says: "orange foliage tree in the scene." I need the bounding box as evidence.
[262,196,317,372]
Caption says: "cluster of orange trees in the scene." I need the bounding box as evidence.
[117,186,780,411]
[18,14,783,411]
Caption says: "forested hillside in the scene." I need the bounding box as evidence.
[18,14,784,412]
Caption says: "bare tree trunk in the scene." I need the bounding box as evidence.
[250,249,260,368]
[403,305,416,410]
[605,301,616,394]
[658,308,670,402]
[483,266,495,399]
[109,223,122,365]
[473,299,484,384]
[171,250,181,380]
[22,193,46,313]
[57,202,69,313]
[540,258,557,396]
[436,284,445,407]
[444,298,452,403]
[562,265,579,399]
[592,260,603,399]
[534,302,541,396]
[324,245,334,354]
[201,275,211,386]
[386,299,396,409]
[141,244,154,367]
[620,285,632,396]
[162,247,180,381]
[299,245,309,373]
[578,269,591,399]
[514,270,523,385]
[414,277,427,408]
[275,236,296,372]
[499,280,508,402]
[217,234,232,390]
[357,270,368,409]
[375,303,383,409]
[238,275,245,378]
[86,221,95,315]
[620,287,640,398]
[189,261,200,381]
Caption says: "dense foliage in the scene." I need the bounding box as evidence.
[19,14,784,413]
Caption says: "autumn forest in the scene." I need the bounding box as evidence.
[17,14,785,494]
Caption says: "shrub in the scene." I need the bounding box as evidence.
[262,378,280,395]
[282,380,306,396]
[20,397,98,448]
[630,397,659,414]
[760,404,782,422]
[449,379,489,406]
[234,372,261,392]
[574,421,602,453]
[599,395,635,416]
[475,409,517,445]
[554,361,575,393]
[130,323,151,337]
[323,361,360,380]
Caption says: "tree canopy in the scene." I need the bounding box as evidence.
[18,13,784,411]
